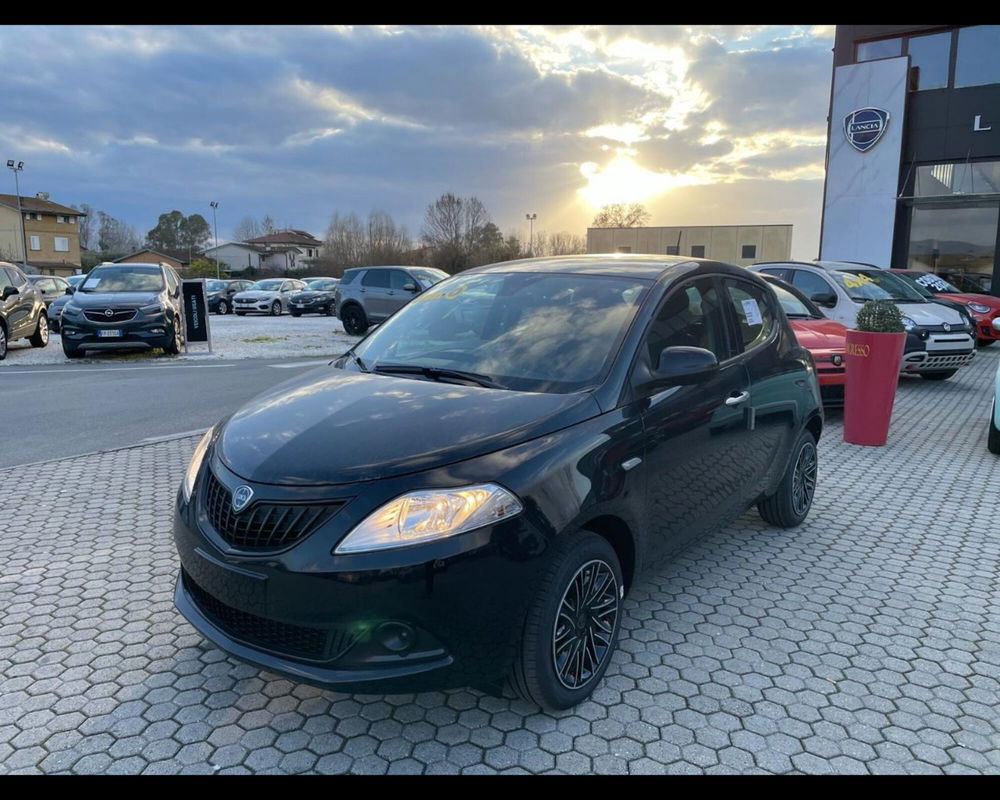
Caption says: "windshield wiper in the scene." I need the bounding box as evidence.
[373,363,504,389]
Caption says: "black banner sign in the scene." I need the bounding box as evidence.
[182,280,211,344]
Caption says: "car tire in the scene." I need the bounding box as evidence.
[270,301,282,317]
[341,304,368,336]
[50,319,60,334]
[0,323,7,360]
[977,338,995,348]
[290,311,302,318]
[164,322,182,355]
[62,342,83,359]
[326,302,336,316]
[757,428,817,528]
[236,311,247,316]
[29,313,49,348]
[509,531,623,711]
[920,370,957,381]
[989,400,1000,455]
[218,300,230,315]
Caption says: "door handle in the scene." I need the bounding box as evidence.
[725,390,750,406]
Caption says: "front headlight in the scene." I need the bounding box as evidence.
[334,483,523,554]
[900,316,916,331]
[141,303,163,315]
[967,302,991,314]
[182,428,214,503]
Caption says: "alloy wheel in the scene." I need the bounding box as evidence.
[38,315,48,344]
[219,300,229,315]
[551,559,619,690]
[0,325,6,359]
[791,441,817,516]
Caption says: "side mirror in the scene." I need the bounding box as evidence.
[810,292,837,308]
[651,346,719,387]
[2,285,18,301]
[65,286,75,295]
[403,282,418,293]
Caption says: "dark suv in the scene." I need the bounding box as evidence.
[334,266,449,335]
[60,262,185,358]
[0,262,49,360]
[173,255,823,710]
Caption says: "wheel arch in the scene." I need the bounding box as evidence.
[578,514,636,593]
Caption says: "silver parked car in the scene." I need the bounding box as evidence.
[334,266,449,335]
[232,278,307,316]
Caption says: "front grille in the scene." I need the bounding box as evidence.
[83,308,138,323]
[202,468,344,550]
[183,570,358,661]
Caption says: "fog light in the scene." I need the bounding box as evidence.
[375,621,415,653]
[150,327,165,334]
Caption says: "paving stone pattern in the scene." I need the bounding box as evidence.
[2,350,999,774]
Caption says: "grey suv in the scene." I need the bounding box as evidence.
[334,266,449,335]
[0,262,50,360]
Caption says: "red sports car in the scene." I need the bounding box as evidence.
[760,274,847,405]
[890,269,1000,347]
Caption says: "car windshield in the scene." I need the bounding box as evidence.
[79,266,164,293]
[409,268,449,288]
[205,280,228,292]
[770,283,820,318]
[249,279,283,291]
[905,272,961,295]
[829,269,925,302]
[352,272,650,393]
[306,279,338,290]
[67,274,85,286]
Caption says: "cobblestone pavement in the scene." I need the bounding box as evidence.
[2,351,999,774]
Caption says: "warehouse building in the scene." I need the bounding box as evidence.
[586,224,793,267]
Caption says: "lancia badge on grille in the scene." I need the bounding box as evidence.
[104,308,114,317]
[232,485,254,513]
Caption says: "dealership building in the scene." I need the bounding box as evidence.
[821,25,1000,295]
[587,224,793,267]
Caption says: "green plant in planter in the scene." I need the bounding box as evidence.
[854,299,905,333]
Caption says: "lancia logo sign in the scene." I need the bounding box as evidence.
[844,107,890,152]
[232,485,254,513]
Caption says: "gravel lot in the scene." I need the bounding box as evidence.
[1,350,999,774]
[1,314,358,366]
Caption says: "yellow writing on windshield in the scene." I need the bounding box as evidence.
[842,273,875,289]
[413,283,469,303]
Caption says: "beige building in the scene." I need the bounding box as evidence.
[587,224,793,267]
[0,193,86,276]
[114,249,188,272]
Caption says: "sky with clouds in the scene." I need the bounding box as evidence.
[0,25,835,259]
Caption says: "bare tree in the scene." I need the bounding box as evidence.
[72,203,95,250]
[534,230,587,256]
[591,203,651,228]
[421,193,491,272]
[322,209,410,269]
[97,211,141,254]
[232,216,261,242]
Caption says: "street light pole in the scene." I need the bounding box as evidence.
[525,212,537,257]
[209,201,220,279]
[6,160,27,266]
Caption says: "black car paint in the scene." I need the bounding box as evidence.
[207,280,252,313]
[173,257,822,693]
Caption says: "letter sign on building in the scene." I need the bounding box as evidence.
[844,107,891,152]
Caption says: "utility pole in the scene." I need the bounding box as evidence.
[210,201,220,279]
[6,160,27,265]
[525,212,537,257]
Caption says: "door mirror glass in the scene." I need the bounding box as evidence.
[810,292,837,308]
[652,346,719,386]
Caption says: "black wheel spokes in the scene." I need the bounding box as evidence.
[552,559,619,690]
[792,444,817,516]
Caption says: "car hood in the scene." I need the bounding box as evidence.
[217,368,600,486]
[895,302,966,326]
[291,291,331,300]
[234,290,280,299]
[789,318,847,350]
[939,292,1000,310]
[70,291,161,308]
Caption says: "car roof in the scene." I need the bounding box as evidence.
[461,254,749,281]
[754,260,884,273]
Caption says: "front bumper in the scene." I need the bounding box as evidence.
[59,315,172,351]
[900,331,976,373]
[234,299,276,313]
[289,298,330,313]
[973,314,1000,341]
[172,456,545,692]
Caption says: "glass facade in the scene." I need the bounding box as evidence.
[907,32,951,90]
[955,26,1000,88]
[907,206,998,279]
[914,160,1000,197]
[857,38,901,62]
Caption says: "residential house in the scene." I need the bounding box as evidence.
[203,229,323,274]
[0,192,86,276]
[114,249,189,271]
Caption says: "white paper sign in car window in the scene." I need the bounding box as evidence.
[742,298,763,326]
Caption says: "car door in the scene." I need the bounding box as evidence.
[387,269,419,315]
[33,277,55,307]
[0,268,16,336]
[5,267,35,338]
[359,269,392,319]
[721,276,798,500]
[636,275,757,556]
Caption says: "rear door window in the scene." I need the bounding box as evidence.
[723,279,775,352]
[362,269,390,289]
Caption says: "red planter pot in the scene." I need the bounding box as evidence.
[843,330,906,446]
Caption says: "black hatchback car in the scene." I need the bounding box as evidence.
[60,262,185,358]
[173,256,823,709]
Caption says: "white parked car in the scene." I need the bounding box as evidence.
[232,278,308,316]
[750,261,976,381]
